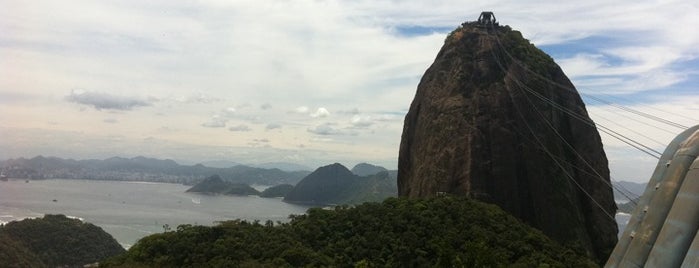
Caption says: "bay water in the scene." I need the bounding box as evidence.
[0,179,311,248]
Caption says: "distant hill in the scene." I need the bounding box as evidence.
[283,163,397,205]
[198,160,241,168]
[614,181,646,214]
[252,162,312,172]
[186,175,260,195]
[350,163,388,176]
[259,184,294,198]
[617,198,641,214]
[612,181,647,203]
[0,214,124,267]
[0,156,309,185]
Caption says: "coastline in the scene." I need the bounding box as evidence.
[0,179,310,249]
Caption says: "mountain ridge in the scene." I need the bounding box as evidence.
[0,155,309,185]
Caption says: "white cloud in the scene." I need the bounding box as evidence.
[350,115,374,128]
[248,138,271,148]
[310,107,330,118]
[222,107,236,117]
[292,106,310,114]
[2,0,698,176]
[265,123,282,130]
[228,124,251,132]
[307,123,343,136]
[173,92,221,104]
[338,108,361,115]
[66,90,152,111]
[201,115,227,128]
[557,54,608,77]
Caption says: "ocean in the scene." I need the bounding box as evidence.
[0,179,312,248]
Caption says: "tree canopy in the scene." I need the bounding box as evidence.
[1,214,124,267]
[103,197,596,267]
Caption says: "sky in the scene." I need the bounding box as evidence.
[1,0,697,182]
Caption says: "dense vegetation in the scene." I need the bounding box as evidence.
[0,232,44,268]
[0,214,124,267]
[259,184,294,198]
[102,197,596,267]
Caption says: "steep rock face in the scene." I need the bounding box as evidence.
[397,22,617,262]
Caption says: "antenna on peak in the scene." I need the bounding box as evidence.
[478,11,498,26]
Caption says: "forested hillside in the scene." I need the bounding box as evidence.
[0,215,124,267]
[102,197,596,267]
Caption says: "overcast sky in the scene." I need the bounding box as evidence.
[1,0,697,182]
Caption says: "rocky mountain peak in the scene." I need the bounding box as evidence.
[397,21,617,263]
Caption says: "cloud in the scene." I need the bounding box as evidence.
[66,90,152,111]
[173,92,221,104]
[350,115,374,128]
[157,126,179,133]
[222,107,236,117]
[228,124,251,132]
[292,106,310,114]
[307,123,343,135]
[0,91,36,104]
[201,115,227,128]
[310,107,330,118]
[290,106,330,118]
[348,113,400,129]
[266,123,282,130]
[235,103,252,110]
[248,138,271,148]
[3,0,699,182]
[338,108,361,115]
[557,48,690,93]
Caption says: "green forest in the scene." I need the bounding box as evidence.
[0,214,124,268]
[102,196,597,267]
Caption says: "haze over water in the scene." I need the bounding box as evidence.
[0,179,311,248]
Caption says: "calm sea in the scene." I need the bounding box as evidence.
[0,179,312,248]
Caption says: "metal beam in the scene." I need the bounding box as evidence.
[606,126,699,267]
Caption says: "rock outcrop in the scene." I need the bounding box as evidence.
[397,22,617,262]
